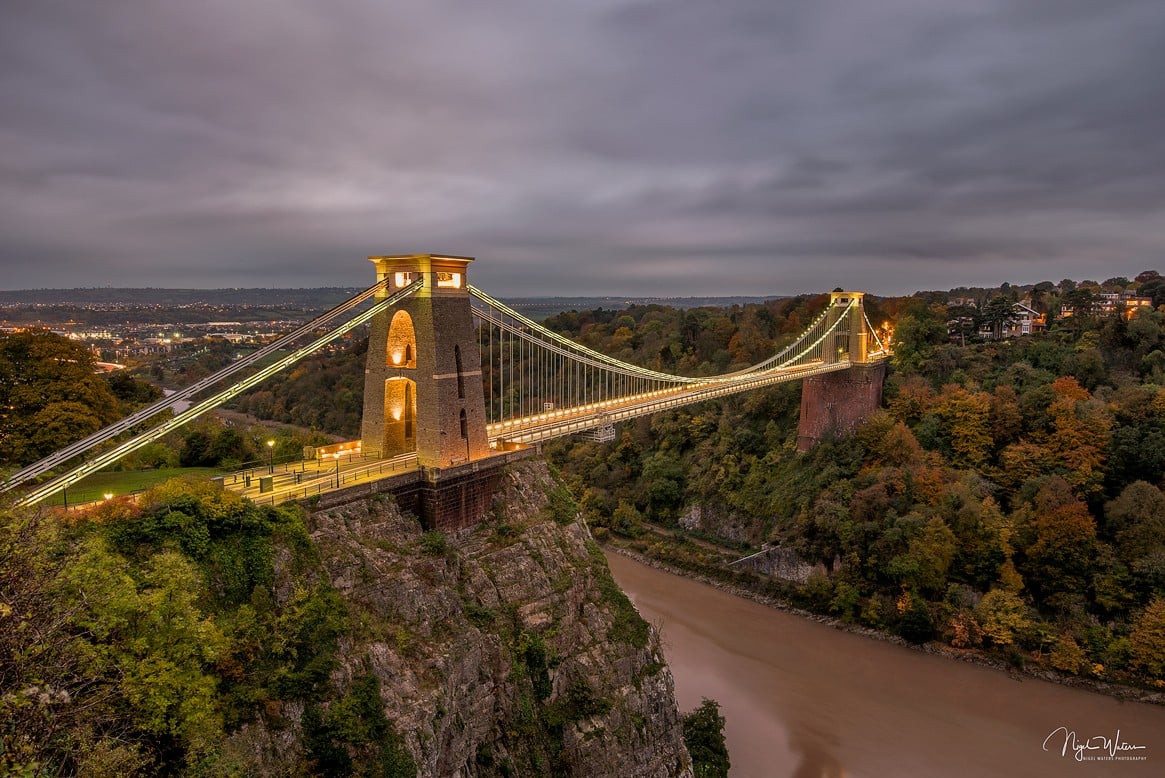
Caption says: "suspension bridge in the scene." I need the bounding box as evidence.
[3,254,888,524]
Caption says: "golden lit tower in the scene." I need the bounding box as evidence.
[826,291,870,364]
[361,254,490,467]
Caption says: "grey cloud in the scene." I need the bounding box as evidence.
[1,0,1163,295]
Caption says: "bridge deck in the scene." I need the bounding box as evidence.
[488,358,857,446]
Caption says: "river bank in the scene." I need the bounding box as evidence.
[604,543,1165,707]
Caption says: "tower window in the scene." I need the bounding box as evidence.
[436,272,462,289]
[454,344,465,399]
[459,409,468,439]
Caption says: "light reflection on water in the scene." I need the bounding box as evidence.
[606,551,1165,778]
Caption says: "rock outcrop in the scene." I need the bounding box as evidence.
[227,459,693,777]
[679,502,764,547]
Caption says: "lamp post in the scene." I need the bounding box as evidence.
[333,452,341,489]
[266,439,275,473]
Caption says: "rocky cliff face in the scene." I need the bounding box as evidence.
[227,459,693,777]
[679,502,764,547]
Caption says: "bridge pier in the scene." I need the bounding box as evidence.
[302,449,535,533]
[796,361,887,451]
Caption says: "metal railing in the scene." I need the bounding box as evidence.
[240,453,419,506]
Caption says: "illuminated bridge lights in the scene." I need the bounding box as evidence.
[9,270,887,507]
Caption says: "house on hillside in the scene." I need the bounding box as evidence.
[1009,300,1046,336]
[1116,295,1154,318]
[978,299,1046,340]
[1060,292,1153,319]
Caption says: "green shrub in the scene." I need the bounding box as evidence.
[419,530,447,556]
[683,699,730,778]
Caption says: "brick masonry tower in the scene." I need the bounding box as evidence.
[796,292,887,451]
[361,254,491,468]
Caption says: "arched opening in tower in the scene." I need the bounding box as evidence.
[383,377,417,456]
[387,310,417,369]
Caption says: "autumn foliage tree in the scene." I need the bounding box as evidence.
[1016,478,1098,602]
[1129,598,1165,678]
[935,385,993,469]
[0,331,123,466]
[1042,377,1111,497]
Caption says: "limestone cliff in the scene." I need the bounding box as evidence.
[227,459,693,777]
[678,502,763,547]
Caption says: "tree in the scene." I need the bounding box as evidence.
[1140,277,1165,309]
[0,331,122,465]
[887,517,957,596]
[992,442,1050,500]
[1042,377,1111,497]
[857,414,924,468]
[898,595,937,644]
[610,501,645,538]
[106,371,163,406]
[1062,287,1099,319]
[109,551,227,759]
[1049,634,1087,674]
[0,511,142,775]
[1129,597,1165,677]
[1105,482,1165,574]
[180,430,215,467]
[935,386,993,469]
[892,313,945,372]
[683,699,730,778]
[975,589,1032,647]
[640,451,686,518]
[980,296,1019,339]
[207,426,253,467]
[1017,488,1098,601]
[988,385,1023,450]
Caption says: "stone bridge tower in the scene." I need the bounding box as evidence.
[796,291,887,451]
[361,254,491,468]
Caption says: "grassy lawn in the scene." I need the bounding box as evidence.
[46,467,224,506]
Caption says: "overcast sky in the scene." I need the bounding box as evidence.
[2,1,1164,296]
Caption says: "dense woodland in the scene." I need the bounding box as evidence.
[0,332,156,467]
[0,332,333,477]
[0,481,416,775]
[225,339,367,439]
[543,272,1165,688]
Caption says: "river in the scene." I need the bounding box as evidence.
[607,552,1165,778]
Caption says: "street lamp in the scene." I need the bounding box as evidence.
[266,439,275,473]
[103,492,113,501]
[332,452,341,489]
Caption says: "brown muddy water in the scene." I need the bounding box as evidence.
[607,551,1165,778]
